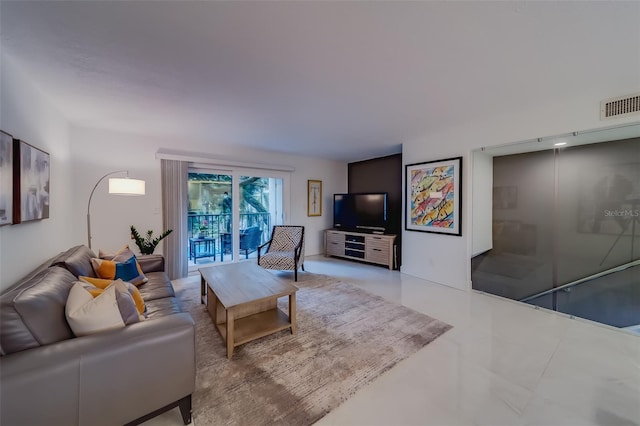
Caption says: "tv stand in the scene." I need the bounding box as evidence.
[325,230,396,270]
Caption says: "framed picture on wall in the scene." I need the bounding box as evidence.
[405,156,462,235]
[15,139,50,223]
[307,179,322,216]
[0,130,13,226]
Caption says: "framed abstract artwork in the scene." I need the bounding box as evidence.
[0,130,13,225]
[405,156,462,235]
[15,139,50,223]
[307,179,322,216]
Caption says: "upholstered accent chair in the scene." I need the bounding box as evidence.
[257,225,305,281]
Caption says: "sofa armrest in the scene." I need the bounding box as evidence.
[0,313,195,426]
[137,254,165,273]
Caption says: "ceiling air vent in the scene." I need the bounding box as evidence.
[600,93,640,120]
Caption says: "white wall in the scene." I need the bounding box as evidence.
[0,54,346,290]
[0,56,76,290]
[70,127,347,258]
[402,93,640,291]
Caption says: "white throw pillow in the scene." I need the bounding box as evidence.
[65,280,140,337]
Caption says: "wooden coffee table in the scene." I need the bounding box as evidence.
[199,262,298,359]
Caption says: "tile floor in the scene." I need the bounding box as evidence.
[147,255,640,426]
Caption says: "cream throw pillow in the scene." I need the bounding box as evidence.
[66,279,140,337]
[78,276,146,315]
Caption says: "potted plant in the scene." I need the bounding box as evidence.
[198,219,208,238]
[130,225,173,255]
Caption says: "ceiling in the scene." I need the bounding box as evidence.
[1,1,639,162]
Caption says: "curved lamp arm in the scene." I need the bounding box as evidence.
[87,171,146,249]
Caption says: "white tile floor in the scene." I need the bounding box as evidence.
[147,255,640,426]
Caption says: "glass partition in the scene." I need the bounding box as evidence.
[557,139,640,283]
[471,150,555,301]
[471,124,640,332]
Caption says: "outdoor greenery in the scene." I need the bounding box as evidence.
[188,173,269,214]
[187,173,275,239]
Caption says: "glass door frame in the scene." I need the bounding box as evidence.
[190,162,291,266]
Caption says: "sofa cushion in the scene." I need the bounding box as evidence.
[91,256,148,286]
[0,266,76,355]
[52,245,97,278]
[65,280,141,337]
[97,244,128,260]
[144,297,183,319]
[98,244,136,261]
[135,254,165,274]
[136,272,176,301]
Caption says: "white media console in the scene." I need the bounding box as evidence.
[325,229,396,270]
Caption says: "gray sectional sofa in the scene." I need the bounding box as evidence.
[0,245,195,426]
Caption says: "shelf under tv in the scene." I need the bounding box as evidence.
[324,229,396,270]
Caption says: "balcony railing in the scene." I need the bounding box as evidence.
[188,212,271,246]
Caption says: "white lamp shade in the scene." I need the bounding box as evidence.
[108,178,145,195]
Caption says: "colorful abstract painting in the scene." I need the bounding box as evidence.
[406,157,462,235]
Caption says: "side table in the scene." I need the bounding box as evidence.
[189,237,216,263]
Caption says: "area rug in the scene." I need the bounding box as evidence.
[175,272,452,426]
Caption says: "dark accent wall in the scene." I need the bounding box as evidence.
[348,153,402,267]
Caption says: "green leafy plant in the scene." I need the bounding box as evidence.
[130,225,173,255]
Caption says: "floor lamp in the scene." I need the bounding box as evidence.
[87,170,145,249]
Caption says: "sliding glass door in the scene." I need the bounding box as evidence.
[187,169,234,269]
[237,173,284,258]
[187,166,287,270]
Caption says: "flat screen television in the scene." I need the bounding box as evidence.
[333,193,387,233]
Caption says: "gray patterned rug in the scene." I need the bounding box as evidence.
[175,272,451,426]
